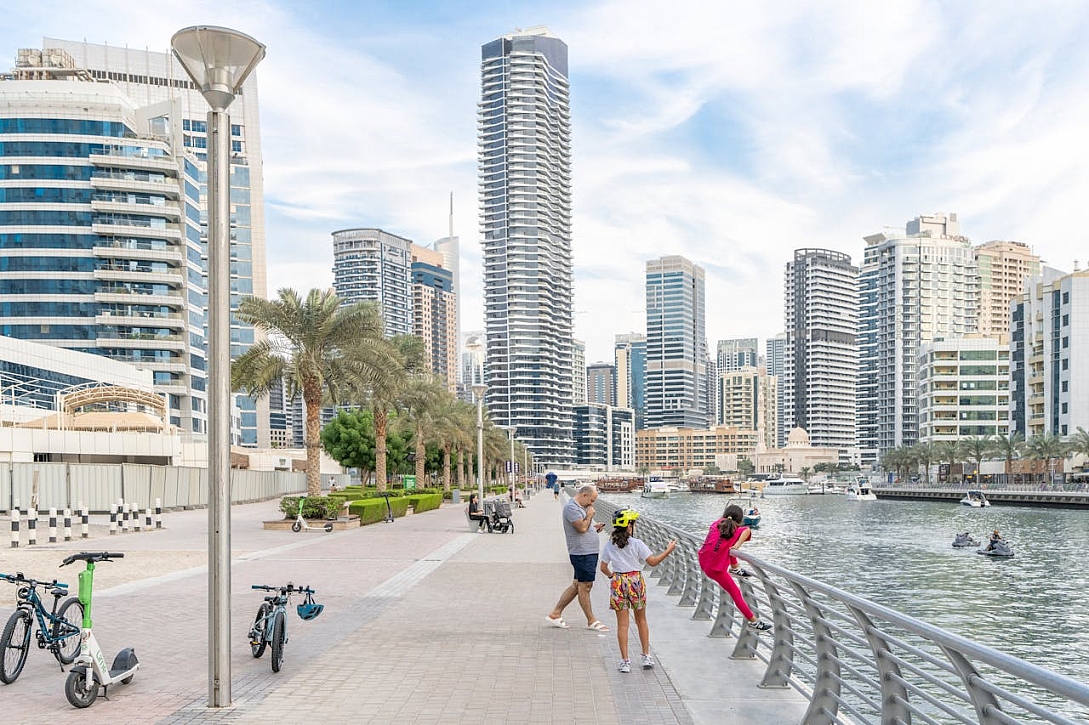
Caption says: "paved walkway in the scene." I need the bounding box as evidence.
[0,489,807,723]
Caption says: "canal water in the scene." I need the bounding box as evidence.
[600,490,1089,686]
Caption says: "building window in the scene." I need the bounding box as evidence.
[1062,337,1069,349]
[1062,380,1068,392]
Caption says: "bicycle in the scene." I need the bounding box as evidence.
[60,552,138,708]
[248,583,322,673]
[0,571,84,683]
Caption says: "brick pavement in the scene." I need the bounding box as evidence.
[0,489,806,724]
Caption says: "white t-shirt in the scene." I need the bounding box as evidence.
[600,536,653,574]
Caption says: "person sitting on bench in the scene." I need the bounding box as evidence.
[468,493,492,533]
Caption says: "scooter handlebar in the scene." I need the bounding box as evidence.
[60,551,124,567]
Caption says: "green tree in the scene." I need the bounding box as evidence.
[231,288,395,496]
[991,432,1025,485]
[800,466,812,482]
[363,335,426,492]
[911,441,936,484]
[1026,433,1069,487]
[960,436,995,484]
[321,409,377,483]
[1065,427,1089,469]
[396,376,450,486]
[737,458,755,476]
[934,440,963,483]
[433,398,474,491]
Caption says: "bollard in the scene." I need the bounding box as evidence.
[109,503,118,536]
[80,503,89,539]
[63,508,72,542]
[120,502,129,533]
[10,508,19,548]
[49,508,58,544]
[145,508,152,531]
[155,498,162,529]
[133,505,142,533]
[27,507,37,546]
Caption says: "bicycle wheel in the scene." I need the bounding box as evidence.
[65,667,98,708]
[53,597,85,665]
[270,610,285,673]
[0,609,33,684]
[250,604,269,658]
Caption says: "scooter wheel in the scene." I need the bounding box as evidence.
[323,523,333,532]
[291,521,302,533]
[122,672,135,685]
[65,668,98,708]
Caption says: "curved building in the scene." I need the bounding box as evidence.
[479,28,573,464]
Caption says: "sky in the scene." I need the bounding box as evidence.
[3,1,1089,364]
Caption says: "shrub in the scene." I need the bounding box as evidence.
[347,497,410,524]
[279,496,340,520]
[406,494,442,513]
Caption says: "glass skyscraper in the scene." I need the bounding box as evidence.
[479,28,573,465]
[644,255,708,429]
[614,333,646,431]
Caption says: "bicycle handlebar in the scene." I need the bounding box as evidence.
[0,572,68,588]
[251,583,315,594]
[60,551,125,567]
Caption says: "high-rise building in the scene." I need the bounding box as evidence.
[974,241,1041,338]
[766,333,787,447]
[331,228,413,338]
[458,331,485,402]
[24,38,270,446]
[573,404,635,470]
[614,333,647,431]
[0,50,208,433]
[1011,269,1088,438]
[433,191,461,381]
[716,338,758,373]
[479,27,573,465]
[586,363,615,406]
[645,255,708,429]
[783,249,858,451]
[410,244,458,390]
[858,213,979,464]
[917,335,1010,444]
[572,339,587,405]
[717,366,778,449]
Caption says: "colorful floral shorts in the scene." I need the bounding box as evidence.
[610,571,647,611]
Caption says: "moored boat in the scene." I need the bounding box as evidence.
[846,483,877,501]
[960,490,991,507]
[596,477,643,493]
[761,476,808,496]
[641,478,670,499]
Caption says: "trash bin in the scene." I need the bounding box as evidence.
[451,489,461,504]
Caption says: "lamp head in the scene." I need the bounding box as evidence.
[171,26,266,111]
[472,384,487,400]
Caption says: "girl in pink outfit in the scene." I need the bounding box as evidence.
[698,504,771,632]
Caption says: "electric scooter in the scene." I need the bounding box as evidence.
[291,507,333,533]
[59,552,139,708]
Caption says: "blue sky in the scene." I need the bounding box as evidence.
[3,1,1089,363]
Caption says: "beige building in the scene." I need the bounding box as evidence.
[974,241,1041,337]
[752,427,838,475]
[917,335,1010,443]
[411,245,459,391]
[635,426,757,472]
[717,366,777,449]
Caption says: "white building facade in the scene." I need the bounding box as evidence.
[917,336,1010,444]
[331,228,413,338]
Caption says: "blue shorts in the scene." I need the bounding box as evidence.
[569,553,598,583]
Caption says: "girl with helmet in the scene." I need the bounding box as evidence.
[698,504,772,632]
[599,508,676,673]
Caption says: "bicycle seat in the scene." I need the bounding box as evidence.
[50,587,67,598]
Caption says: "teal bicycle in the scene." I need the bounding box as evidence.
[249,584,322,672]
[0,571,84,683]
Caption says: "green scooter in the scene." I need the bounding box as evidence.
[59,552,139,708]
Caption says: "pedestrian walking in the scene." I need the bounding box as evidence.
[599,508,675,672]
[545,484,608,631]
[697,504,772,632]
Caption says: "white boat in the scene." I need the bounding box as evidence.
[960,490,991,507]
[845,483,877,501]
[761,476,808,496]
[641,478,670,499]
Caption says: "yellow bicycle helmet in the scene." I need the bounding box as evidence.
[612,508,640,528]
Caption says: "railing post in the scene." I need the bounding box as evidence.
[942,646,1005,725]
[847,607,911,725]
[692,570,717,621]
[710,585,738,639]
[676,542,700,607]
[784,580,836,722]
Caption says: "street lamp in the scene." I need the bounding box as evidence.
[473,384,486,504]
[171,25,265,710]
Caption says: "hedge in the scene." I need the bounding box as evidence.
[280,496,340,520]
[406,494,442,513]
[348,497,410,524]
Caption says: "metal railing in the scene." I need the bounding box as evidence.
[594,499,1089,725]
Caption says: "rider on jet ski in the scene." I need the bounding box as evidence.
[986,529,1004,551]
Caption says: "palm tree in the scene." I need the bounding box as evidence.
[432,398,473,491]
[960,436,995,486]
[231,288,396,496]
[800,466,812,482]
[396,376,449,486]
[1026,433,1069,487]
[934,440,963,484]
[912,441,936,485]
[1065,427,1089,471]
[990,432,1025,485]
[366,335,426,492]
[880,447,909,482]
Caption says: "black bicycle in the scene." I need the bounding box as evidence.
[249,584,322,672]
[0,571,84,683]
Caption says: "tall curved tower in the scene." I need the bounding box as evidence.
[478,27,573,465]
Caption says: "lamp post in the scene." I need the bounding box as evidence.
[507,426,516,490]
[171,25,265,709]
[473,384,486,504]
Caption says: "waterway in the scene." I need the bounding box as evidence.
[600,490,1089,687]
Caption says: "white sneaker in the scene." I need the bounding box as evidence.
[618,659,631,673]
[641,654,655,669]
[747,619,772,632]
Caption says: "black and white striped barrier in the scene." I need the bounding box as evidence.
[109,503,118,535]
[48,507,58,544]
[155,498,162,529]
[144,508,152,530]
[80,504,89,539]
[133,505,142,533]
[63,508,72,542]
[27,507,37,546]
[10,506,19,549]
[120,502,129,533]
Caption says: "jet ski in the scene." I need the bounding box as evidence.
[952,533,978,548]
[977,540,1014,558]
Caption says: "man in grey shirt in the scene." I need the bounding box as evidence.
[546,484,609,631]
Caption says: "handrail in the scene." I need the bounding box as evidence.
[593,499,1089,725]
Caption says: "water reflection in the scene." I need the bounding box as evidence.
[602,491,1089,682]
